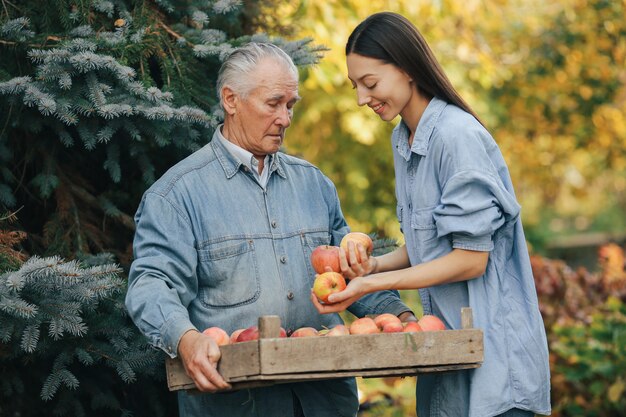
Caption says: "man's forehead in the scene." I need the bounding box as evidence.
[253,82,300,101]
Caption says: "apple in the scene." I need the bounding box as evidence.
[236,325,259,342]
[403,322,423,333]
[290,327,319,337]
[326,324,350,336]
[382,322,404,333]
[202,326,230,346]
[373,313,402,330]
[340,232,374,263]
[418,315,446,331]
[313,271,347,303]
[230,328,245,343]
[349,317,380,335]
[233,326,286,342]
[310,245,341,274]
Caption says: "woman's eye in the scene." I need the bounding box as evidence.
[366,83,377,89]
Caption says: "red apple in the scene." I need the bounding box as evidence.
[310,245,341,274]
[373,313,402,330]
[230,328,245,343]
[326,324,350,336]
[349,317,380,335]
[340,232,374,263]
[418,315,446,331]
[290,327,319,337]
[382,322,404,333]
[202,326,230,346]
[236,325,259,342]
[403,322,423,333]
[313,271,347,303]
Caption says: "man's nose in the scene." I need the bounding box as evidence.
[276,106,292,126]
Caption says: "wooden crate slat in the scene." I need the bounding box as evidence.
[258,329,482,375]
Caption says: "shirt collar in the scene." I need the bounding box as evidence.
[393,97,447,160]
[211,125,285,179]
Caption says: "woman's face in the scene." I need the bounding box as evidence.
[346,53,416,122]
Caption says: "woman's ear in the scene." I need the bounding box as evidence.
[221,86,237,116]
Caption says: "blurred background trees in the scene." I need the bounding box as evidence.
[1,0,625,416]
[285,0,626,257]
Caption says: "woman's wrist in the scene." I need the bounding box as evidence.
[369,256,380,275]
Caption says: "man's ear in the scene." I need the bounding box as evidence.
[222,86,238,116]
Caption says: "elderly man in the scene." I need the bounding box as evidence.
[125,42,414,417]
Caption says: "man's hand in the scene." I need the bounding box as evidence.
[177,330,231,392]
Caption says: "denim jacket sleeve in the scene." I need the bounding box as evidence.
[125,192,198,358]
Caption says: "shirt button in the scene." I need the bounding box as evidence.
[280,255,287,263]
[271,220,277,228]
[287,291,294,300]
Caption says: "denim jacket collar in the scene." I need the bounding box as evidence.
[394,96,447,161]
[209,129,287,180]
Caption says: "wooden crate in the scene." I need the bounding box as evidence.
[166,307,483,391]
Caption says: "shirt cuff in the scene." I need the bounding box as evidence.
[452,232,493,252]
[159,314,197,358]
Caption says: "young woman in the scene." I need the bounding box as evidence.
[311,12,551,417]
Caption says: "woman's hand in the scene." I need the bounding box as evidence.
[339,241,377,279]
[310,276,369,314]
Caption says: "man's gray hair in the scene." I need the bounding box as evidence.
[217,42,298,107]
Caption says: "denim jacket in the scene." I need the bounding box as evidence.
[125,128,410,417]
[393,97,551,417]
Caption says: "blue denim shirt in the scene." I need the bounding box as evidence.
[125,128,410,417]
[393,98,551,417]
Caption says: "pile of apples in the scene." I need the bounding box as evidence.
[202,313,446,346]
[311,232,373,302]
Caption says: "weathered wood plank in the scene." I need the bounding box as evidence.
[166,308,483,392]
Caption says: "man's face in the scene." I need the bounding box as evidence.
[224,58,300,157]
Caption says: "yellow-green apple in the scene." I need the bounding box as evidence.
[313,271,347,303]
[349,317,380,335]
[373,313,402,330]
[236,325,259,342]
[382,322,404,333]
[403,322,423,333]
[290,327,319,337]
[230,328,245,343]
[202,326,230,346]
[326,324,350,336]
[340,232,374,263]
[310,245,341,274]
[418,315,446,331]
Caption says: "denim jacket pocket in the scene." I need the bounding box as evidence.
[300,231,331,280]
[409,206,439,262]
[197,239,261,308]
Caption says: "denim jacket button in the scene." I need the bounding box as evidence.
[271,220,277,228]
[287,291,294,300]
[280,255,287,263]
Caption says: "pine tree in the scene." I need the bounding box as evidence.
[0,253,170,416]
[0,0,323,261]
[0,1,323,415]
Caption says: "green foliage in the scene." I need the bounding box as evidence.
[0,0,324,262]
[551,298,626,416]
[1,1,325,416]
[532,243,626,416]
[0,254,174,417]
